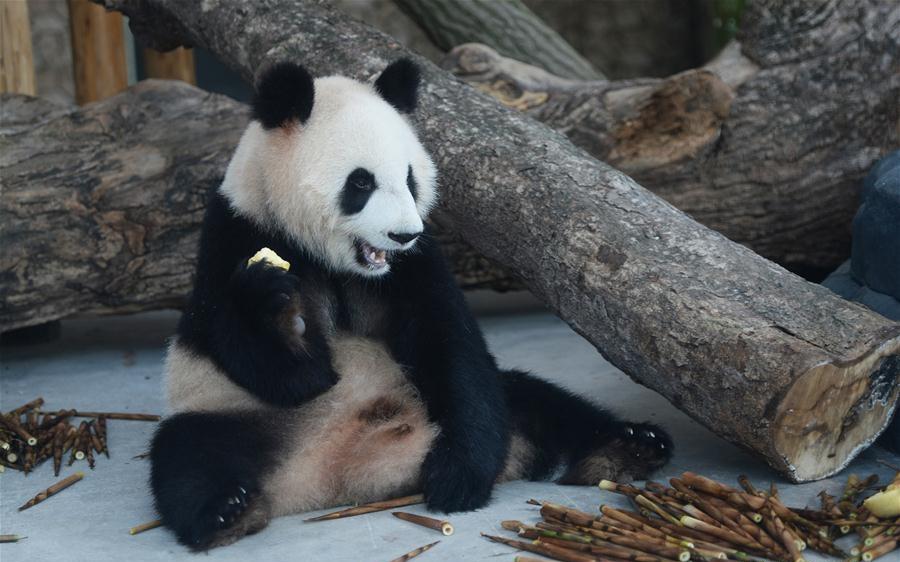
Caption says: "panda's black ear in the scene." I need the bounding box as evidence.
[253,62,315,129]
[374,58,420,114]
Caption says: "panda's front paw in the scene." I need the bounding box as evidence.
[422,440,496,513]
[230,261,305,336]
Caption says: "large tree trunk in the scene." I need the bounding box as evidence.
[93,0,900,482]
[442,18,900,275]
[393,0,603,81]
[0,82,517,332]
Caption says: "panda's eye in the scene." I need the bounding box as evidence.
[346,168,375,192]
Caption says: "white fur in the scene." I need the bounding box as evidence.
[221,76,438,276]
[166,335,440,513]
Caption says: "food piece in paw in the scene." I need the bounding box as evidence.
[247,247,291,271]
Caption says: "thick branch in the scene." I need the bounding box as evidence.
[0,82,516,331]
[97,0,900,481]
[393,0,603,80]
[443,29,900,273]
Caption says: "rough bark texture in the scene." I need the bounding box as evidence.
[393,0,603,80]
[95,0,900,482]
[443,14,900,275]
[0,81,517,331]
[0,82,243,328]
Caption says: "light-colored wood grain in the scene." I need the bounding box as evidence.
[67,0,127,104]
[0,0,36,95]
[143,47,195,85]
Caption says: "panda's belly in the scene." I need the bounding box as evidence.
[164,334,439,516]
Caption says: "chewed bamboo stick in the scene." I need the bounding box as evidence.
[0,535,26,543]
[392,511,454,535]
[7,397,44,417]
[481,533,596,562]
[305,494,424,522]
[18,472,84,511]
[130,519,163,535]
[0,415,37,446]
[387,540,440,562]
[39,410,161,421]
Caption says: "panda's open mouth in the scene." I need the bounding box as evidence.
[354,239,390,270]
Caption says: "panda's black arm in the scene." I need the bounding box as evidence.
[176,191,338,407]
[387,236,510,512]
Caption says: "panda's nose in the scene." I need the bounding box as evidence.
[388,231,421,245]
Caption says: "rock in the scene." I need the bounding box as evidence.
[851,151,900,301]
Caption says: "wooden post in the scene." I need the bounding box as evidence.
[142,47,196,84]
[0,0,36,95]
[67,0,127,104]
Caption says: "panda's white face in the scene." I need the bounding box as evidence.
[221,62,437,277]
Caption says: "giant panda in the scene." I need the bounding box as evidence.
[151,58,673,550]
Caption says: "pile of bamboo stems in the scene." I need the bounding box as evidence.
[0,397,159,475]
[486,471,900,562]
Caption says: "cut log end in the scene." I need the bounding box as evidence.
[774,335,900,482]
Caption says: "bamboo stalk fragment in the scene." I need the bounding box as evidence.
[387,540,440,562]
[18,472,84,511]
[129,519,163,535]
[305,494,424,522]
[0,415,37,446]
[392,511,453,535]
[97,415,109,457]
[481,533,596,562]
[45,411,161,422]
[7,397,44,417]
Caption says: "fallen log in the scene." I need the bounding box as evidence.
[0,82,518,331]
[442,21,900,274]
[94,0,900,481]
[0,84,240,329]
[392,0,604,80]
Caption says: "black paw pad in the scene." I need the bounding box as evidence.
[212,484,253,528]
[621,423,673,463]
[184,483,258,549]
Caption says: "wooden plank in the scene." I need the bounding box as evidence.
[143,47,196,85]
[67,0,127,104]
[0,0,36,95]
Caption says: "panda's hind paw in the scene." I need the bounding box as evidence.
[618,422,672,472]
[183,483,270,551]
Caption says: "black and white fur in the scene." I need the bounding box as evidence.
[151,59,672,550]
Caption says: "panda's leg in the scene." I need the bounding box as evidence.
[500,370,672,485]
[150,411,280,550]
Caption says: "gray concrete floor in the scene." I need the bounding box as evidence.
[1,306,898,561]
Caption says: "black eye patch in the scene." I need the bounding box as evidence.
[406,165,418,201]
[341,168,377,215]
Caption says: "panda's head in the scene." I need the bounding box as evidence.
[221,59,437,277]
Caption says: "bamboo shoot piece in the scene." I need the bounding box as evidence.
[18,472,84,511]
[392,511,454,535]
[388,540,440,562]
[305,494,424,522]
[129,519,163,535]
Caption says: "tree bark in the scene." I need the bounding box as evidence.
[0,83,242,328]
[393,0,603,81]
[0,82,518,331]
[95,0,900,482]
[442,27,900,275]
